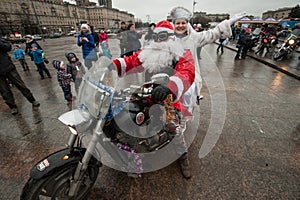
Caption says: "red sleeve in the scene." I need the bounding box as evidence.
[167,50,195,101]
[112,50,144,77]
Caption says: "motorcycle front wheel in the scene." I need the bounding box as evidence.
[21,159,99,200]
[273,50,287,60]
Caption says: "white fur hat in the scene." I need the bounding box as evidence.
[81,23,89,30]
[170,7,192,22]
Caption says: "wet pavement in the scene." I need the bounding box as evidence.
[223,40,300,80]
[0,37,299,200]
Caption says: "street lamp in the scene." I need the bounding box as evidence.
[30,0,44,41]
[192,0,197,25]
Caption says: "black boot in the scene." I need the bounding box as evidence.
[178,153,191,179]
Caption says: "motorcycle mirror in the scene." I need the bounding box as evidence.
[151,73,170,85]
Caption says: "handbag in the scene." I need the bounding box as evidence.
[41,51,49,64]
[44,57,49,64]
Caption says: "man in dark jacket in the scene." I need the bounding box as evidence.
[25,35,43,70]
[0,39,40,115]
[234,29,246,60]
[89,25,100,49]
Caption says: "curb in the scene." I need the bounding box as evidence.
[217,42,300,81]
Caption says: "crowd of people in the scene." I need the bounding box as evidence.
[227,22,300,60]
[1,6,254,179]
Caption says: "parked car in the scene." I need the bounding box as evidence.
[67,30,77,36]
[49,32,61,38]
[32,35,42,40]
[107,33,117,39]
[7,36,26,44]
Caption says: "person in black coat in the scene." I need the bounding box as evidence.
[0,39,40,115]
[25,35,43,70]
[24,35,42,59]
[234,29,246,60]
[125,23,142,56]
[241,30,252,59]
[144,23,156,42]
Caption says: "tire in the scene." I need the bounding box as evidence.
[255,45,264,54]
[273,50,287,61]
[21,158,99,200]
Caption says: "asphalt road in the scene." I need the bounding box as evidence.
[0,37,299,200]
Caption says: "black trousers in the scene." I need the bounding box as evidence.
[36,62,51,79]
[0,69,35,109]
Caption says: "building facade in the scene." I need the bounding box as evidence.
[98,0,112,9]
[0,0,134,36]
[262,7,293,20]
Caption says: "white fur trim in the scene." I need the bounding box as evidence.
[154,27,174,34]
[117,58,126,77]
[138,39,184,73]
[170,76,184,102]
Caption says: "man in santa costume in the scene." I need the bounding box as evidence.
[111,20,195,179]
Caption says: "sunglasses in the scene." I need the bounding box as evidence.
[152,31,174,42]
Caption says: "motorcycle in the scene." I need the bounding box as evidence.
[21,57,199,199]
[255,31,277,55]
[273,32,299,61]
[248,28,260,52]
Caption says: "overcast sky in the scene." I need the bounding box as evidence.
[70,0,299,22]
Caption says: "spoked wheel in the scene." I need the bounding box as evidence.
[21,160,99,200]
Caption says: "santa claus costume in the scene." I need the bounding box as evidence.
[113,20,196,117]
[112,20,196,179]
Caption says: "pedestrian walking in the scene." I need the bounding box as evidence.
[100,40,112,59]
[241,29,252,59]
[13,44,29,71]
[0,39,40,115]
[216,38,227,54]
[77,23,97,69]
[65,52,85,94]
[234,29,246,60]
[144,22,156,81]
[99,29,108,44]
[89,25,100,53]
[24,34,43,71]
[125,23,142,56]
[117,21,127,57]
[52,60,74,102]
[28,44,52,79]
[144,23,156,45]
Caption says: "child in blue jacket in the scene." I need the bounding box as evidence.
[13,45,29,71]
[28,43,51,79]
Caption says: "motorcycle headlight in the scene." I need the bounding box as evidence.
[68,126,78,135]
[289,39,295,45]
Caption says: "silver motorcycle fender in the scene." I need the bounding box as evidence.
[58,109,92,127]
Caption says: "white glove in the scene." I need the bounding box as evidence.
[228,12,247,25]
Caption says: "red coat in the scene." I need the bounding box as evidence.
[113,50,195,116]
[99,32,108,44]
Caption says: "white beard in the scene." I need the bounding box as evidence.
[138,38,185,73]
